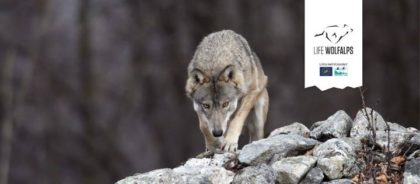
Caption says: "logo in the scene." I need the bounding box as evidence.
[320,67,332,76]
[305,0,362,90]
[314,24,353,44]
[334,66,348,76]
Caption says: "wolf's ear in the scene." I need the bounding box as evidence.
[218,65,235,82]
[185,69,209,98]
[191,69,209,84]
[218,65,245,91]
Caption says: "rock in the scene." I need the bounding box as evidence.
[350,108,387,138]
[210,152,237,166]
[313,139,357,159]
[232,164,276,184]
[317,157,349,180]
[116,169,178,184]
[339,137,363,152]
[271,156,317,184]
[269,122,310,137]
[403,157,420,184]
[179,152,236,168]
[116,110,416,184]
[238,134,319,165]
[322,179,352,184]
[172,164,234,184]
[171,153,236,183]
[408,150,420,159]
[349,108,414,152]
[387,122,408,132]
[183,158,213,167]
[314,139,359,180]
[310,120,324,130]
[299,167,324,184]
[410,133,420,145]
[407,127,419,133]
[117,154,235,184]
[310,110,352,141]
[375,130,414,153]
[406,134,420,156]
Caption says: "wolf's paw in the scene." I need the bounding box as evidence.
[221,139,238,152]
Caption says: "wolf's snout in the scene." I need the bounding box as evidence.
[212,129,223,137]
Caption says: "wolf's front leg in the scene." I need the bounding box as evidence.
[247,88,269,142]
[222,91,260,152]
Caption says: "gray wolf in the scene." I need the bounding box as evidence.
[185,30,269,152]
[315,24,353,44]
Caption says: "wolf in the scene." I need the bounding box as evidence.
[315,24,353,44]
[185,30,269,152]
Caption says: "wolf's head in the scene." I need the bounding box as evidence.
[186,66,243,137]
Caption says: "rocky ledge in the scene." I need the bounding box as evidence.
[117,108,420,184]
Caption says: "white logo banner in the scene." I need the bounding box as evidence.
[305,0,363,90]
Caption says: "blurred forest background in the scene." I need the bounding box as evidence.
[0,0,418,183]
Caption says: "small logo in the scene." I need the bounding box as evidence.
[314,24,353,44]
[320,67,333,76]
[334,66,348,76]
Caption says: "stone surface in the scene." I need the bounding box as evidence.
[350,108,414,152]
[388,122,408,132]
[116,109,415,184]
[172,164,234,184]
[116,169,178,184]
[310,110,352,141]
[407,127,419,133]
[403,157,420,184]
[238,134,319,165]
[350,108,387,138]
[339,137,363,152]
[322,179,352,184]
[375,130,414,153]
[299,167,324,184]
[269,122,310,137]
[116,154,235,184]
[208,152,237,166]
[410,133,420,145]
[232,164,276,184]
[271,156,317,184]
[314,138,359,180]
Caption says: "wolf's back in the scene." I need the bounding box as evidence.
[188,30,261,85]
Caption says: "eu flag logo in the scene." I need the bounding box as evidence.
[320,67,332,76]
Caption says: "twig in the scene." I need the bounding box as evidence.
[359,87,378,184]
[403,143,414,157]
[359,88,377,145]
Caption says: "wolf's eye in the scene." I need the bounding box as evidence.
[202,103,210,109]
[222,102,229,108]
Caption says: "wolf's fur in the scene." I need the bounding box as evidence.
[186,30,268,152]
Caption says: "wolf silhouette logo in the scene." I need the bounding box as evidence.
[314,24,353,44]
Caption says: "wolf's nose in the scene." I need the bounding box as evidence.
[212,129,223,137]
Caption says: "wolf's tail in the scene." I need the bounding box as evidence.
[314,31,325,37]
